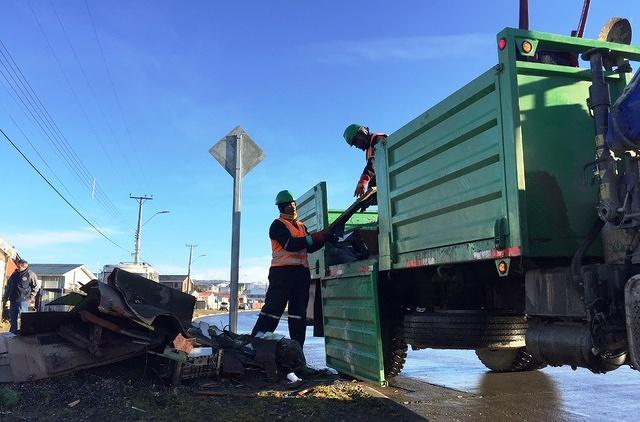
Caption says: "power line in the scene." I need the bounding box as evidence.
[0,86,76,200]
[0,41,89,183]
[0,54,123,224]
[0,38,125,223]
[7,111,75,200]
[83,0,150,190]
[49,1,141,189]
[0,56,96,195]
[26,0,128,194]
[1,127,128,252]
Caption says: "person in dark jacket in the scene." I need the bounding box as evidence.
[251,190,330,348]
[2,259,39,334]
[343,124,388,197]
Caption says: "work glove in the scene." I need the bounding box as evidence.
[354,182,367,198]
[354,175,371,198]
[311,230,330,243]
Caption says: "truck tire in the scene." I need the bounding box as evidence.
[384,336,407,378]
[475,347,546,372]
[403,311,527,349]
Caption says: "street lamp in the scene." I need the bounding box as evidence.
[186,244,206,292]
[132,208,170,264]
[189,254,207,293]
[188,254,207,276]
[143,210,170,226]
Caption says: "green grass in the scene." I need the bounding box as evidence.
[0,386,19,409]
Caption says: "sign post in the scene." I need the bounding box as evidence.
[209,126,264,332]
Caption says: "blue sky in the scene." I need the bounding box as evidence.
[0,0,637,282]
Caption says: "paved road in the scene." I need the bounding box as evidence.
[393,349,639,421]
[200,311,640,421]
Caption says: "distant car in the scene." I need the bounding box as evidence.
[219,301,229,311]
[239,303,252,310]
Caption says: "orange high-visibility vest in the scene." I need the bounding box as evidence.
[366,133,386,161]
[271,217,309,268]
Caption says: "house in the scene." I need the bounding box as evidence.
[215,282,230,295]
[159,274,189,292]
[193,279,227,291]
[29,264,96,311]
[246,286,267,304]
[192,290,219,310]
[0,238,17,305]
[246,286,267,298]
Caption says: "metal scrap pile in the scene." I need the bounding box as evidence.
[1,268,310,386]
[153,320,308,385]
[0,268,195,383]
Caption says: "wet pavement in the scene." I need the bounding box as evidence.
[200,312,640,421]
[392,348,640,421]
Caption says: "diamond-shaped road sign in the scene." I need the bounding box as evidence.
[208,125,264,334]
[209,126,265,178]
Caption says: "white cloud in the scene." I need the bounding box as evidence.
[4,228,104,248]
[313,33,493,64]
[157,255,271,284]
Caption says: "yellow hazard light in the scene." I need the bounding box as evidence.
[498,260,508,274]
[521,40,533,54]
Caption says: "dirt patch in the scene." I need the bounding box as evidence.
[0,356,423,421]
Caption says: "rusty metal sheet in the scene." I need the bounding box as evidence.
[0,332,147,383]
[108,268,195,331]
[98,281,135,319]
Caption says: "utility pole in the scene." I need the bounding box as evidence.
[130,194,153,264]
[186,244,198,293]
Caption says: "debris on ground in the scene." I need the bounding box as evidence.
[0,356,421,421]
[0,269,424,420]
[1,268,320,387]
[1,268,191,383]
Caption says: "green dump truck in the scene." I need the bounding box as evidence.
[299,25,640,385]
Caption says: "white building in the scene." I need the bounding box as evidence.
[29,264,96,311]
[192,290,220,310]
[246,286,267,300]
[100,262,160,283]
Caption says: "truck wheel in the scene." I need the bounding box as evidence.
[403,311,527,349]
[384,336,407,378]
[475,347,546,372]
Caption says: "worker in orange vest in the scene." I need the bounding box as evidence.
[343,124,388,198]
[251,190,331,347]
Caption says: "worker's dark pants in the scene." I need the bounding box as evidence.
[251,266,310,347]
[9,300,28,334]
